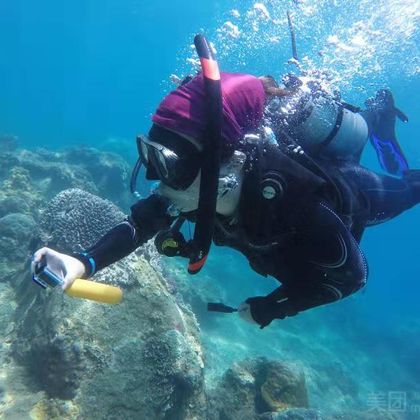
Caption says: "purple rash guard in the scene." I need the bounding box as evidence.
[152,72,266,148]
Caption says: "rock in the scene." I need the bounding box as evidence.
[258,408,323,419]
[0,161,45,222]
[63,147,131,208]
[0,146,133,220]
[0,195,31,218]
[11,190,205,419]
[14,149,99,199]
[12,254,205,419]
[0,213,37,282]
[331,408,403,419]
[208,357,309,419]
[260,362,309,412]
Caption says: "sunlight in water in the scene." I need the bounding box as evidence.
[181,0,420,95]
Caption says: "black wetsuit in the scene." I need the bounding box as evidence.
[75,144,420,327]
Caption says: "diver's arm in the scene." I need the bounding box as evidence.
[73,194,174,277]
[244,202,368,328]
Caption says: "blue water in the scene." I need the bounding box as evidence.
[1,0,419,415]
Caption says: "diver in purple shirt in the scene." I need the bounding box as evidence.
[32,70,420,328]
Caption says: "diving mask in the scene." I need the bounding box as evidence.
[131,125,202,192]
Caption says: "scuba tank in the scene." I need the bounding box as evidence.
[271,75,368,161]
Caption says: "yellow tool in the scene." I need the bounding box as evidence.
[65,279,123,304]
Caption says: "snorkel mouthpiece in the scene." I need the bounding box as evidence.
[187,34,223,274]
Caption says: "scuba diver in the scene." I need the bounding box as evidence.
[32,36,420,328]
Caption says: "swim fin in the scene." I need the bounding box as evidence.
[363,89,409,177]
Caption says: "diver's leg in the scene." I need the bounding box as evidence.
[344,165,419,225]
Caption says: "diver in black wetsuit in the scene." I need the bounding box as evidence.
[31,134,420,328]
[31,36,419,329]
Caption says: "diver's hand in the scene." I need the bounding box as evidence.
[32,247,86,290]
[238,302,259,325]
[240,296,289,329]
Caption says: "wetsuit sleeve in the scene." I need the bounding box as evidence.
[74,194,173,277]
[247,202,368,328]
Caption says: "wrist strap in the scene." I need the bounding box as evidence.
[73,252,96,278]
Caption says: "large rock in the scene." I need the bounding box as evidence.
[7,189,205,419]
[208,357,309,419]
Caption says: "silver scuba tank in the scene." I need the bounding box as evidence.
[274,77,368,160]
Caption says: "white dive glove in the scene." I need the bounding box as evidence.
[237,301,258,325]
[31,247,86,290]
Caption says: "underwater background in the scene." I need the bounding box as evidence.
[0,0,419,419]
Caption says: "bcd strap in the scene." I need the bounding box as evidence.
[318,105,344,150]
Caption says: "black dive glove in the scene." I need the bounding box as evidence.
[243,296,297,329]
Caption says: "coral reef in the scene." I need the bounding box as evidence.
[0,144,205,418]
[0,145,131,210]
[0,143,134,288]
[0,142,416,419]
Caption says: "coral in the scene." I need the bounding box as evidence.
[0,161,45,220]
[331,408,402,420]
[39,188,125,252]
[3,166,32,191]
[0,152,19,180]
